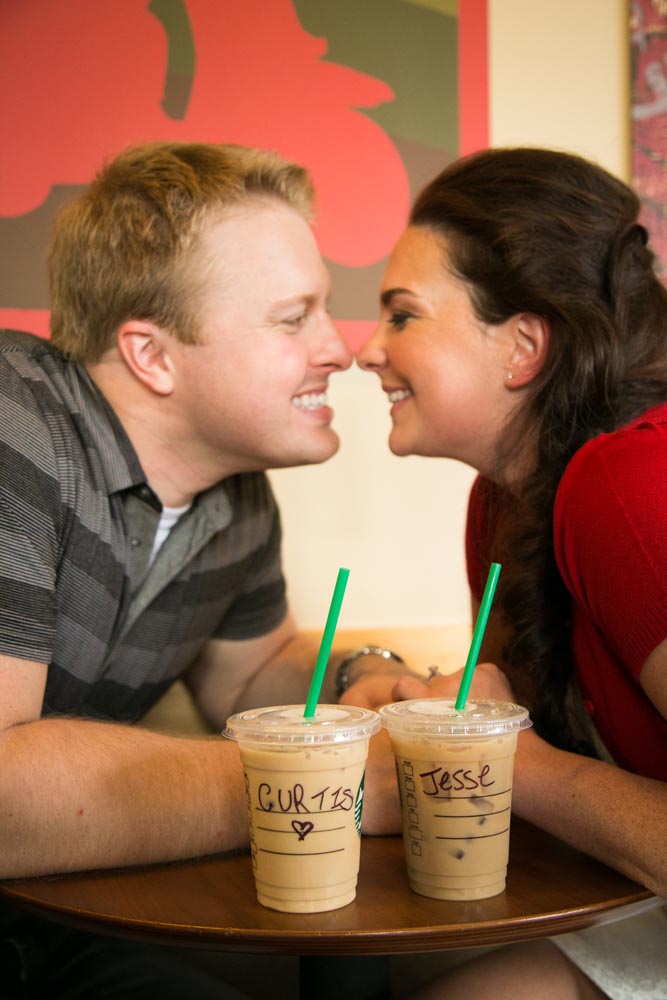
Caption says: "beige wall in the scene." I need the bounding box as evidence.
[489,0,630,178]
[270,0,629,630]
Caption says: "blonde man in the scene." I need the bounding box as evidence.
[0,142,401,999]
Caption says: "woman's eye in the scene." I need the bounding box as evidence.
[387,311,413,330]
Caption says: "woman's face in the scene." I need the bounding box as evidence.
[357,226,515,475]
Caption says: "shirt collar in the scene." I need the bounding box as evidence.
[69,362,151,498]
[70,362,232,524]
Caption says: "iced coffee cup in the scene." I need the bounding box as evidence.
[224,704,380,913]
[379,698,532,901]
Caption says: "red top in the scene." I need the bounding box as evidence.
[465,404,667,781]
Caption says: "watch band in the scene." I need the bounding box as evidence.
[335,645,406,697]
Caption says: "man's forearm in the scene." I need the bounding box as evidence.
[229,634,337,714]
[230,637,416,715]
[0,717,248,879]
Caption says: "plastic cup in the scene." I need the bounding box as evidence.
[379,698,532,901]
[224,704,380,913]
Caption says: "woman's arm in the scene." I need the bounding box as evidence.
[394,658,667,897]
[510,723,667,897]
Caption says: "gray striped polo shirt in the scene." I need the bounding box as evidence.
[0,330,287,722]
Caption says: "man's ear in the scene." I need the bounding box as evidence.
[504,313,550,389]
[116,321,175,395]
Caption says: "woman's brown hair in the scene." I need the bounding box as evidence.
[412,147,667,752]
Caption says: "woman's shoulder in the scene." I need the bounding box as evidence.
[558,403,667,502]
[554,403,667,690]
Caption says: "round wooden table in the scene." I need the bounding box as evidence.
[0,819,657,956]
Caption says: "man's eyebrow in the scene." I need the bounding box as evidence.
[271,293,317,311]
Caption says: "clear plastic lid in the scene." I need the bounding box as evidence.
[379,698,532,737]
[224,704,381,745]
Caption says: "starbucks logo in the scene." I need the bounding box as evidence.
[354,773,365,836]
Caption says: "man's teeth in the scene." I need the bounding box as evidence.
[387,389,413,403]
[292,392,328,411]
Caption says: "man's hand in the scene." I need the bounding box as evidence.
[338,649,426,710]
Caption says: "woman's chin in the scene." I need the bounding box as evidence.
[388,431,415,457]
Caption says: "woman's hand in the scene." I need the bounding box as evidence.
[391,662,517,703]
[339,672,405,710]
[361,730,401,835]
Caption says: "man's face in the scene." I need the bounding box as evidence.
[170,199,352,477]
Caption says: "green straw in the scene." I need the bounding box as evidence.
[455,562,502,711]
[304,567,350,717]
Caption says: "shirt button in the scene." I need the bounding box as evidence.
[583,699,596,717]
[130,537,141,548]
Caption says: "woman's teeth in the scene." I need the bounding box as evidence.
[387,389,413,403]
[292,392,328,410]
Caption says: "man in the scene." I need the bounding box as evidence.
[0,142,404,998]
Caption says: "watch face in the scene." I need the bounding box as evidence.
[336,647,405,696]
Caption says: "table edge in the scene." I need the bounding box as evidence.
[0,884,658,955]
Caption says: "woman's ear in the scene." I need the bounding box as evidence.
[116,321,175,395]
[504,313,550,388]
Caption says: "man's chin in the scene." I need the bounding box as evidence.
[271,433,341,470]
[300,438,341,466]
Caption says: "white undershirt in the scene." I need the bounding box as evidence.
[148,502,192,567]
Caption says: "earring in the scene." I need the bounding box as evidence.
[506,371,514,381]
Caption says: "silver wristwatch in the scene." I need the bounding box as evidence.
[335,645,406,697]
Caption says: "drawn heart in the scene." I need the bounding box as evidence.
[291,820,314,841]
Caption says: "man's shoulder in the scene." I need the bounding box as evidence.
[0,329,68,395]
[214,472,281,539]
[0,329,87,486]
[1,328,57,362]
[223,471,276,506]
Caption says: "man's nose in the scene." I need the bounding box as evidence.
[314,314,353,372]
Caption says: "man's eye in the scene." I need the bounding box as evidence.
[387,311,413,330]
[283,313,307,328]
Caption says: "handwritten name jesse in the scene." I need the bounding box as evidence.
[258,782,354,813]
[418,764,495,796]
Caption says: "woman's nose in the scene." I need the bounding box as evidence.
[355,324,386,372]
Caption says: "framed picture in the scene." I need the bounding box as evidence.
[0,0,488,348]
[631,0,667,275]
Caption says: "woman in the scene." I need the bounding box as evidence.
[358,147,667,1000]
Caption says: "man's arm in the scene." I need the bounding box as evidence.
[184,613,418,725]
[184,614,405,834]
[184,613,322,726]
[0,653,248,879]
[1,615,407,879]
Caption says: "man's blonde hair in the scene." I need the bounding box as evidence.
[48,142,315,361]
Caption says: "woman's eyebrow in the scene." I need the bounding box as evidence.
[380,287,412,306]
